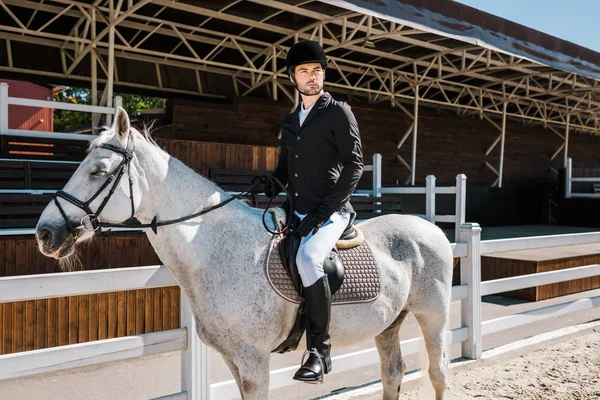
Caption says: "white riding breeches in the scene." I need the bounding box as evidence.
[295,210,351,287]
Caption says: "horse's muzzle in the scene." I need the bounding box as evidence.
[35,222,77,258]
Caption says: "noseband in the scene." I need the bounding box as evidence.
[53,135,291,239]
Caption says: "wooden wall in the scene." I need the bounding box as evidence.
[481,253,600,301]
[0,233,178,355]
[160,95,600,187]
[156,139,280,177]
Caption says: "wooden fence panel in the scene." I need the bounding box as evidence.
[0,233,179,356]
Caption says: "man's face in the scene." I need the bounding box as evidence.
[293,63,325,95]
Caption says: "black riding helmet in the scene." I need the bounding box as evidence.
[286,40,327,84]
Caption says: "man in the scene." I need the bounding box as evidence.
[255,40,363,383]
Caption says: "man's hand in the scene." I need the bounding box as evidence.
[250,175,277,198]
[296,204,335,237]
[250,175,268,195]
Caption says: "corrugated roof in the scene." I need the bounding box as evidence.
[330,0,600,79]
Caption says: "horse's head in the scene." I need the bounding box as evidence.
[35,107,147,264]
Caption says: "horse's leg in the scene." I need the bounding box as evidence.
[375,310,409,400]
[221,355,242,393]
[413,310,449,400]
[228,346,271,400]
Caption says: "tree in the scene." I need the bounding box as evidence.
[53,87,166,132]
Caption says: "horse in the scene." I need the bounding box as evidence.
[34,107,454,400]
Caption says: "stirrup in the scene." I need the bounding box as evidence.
[297,348,325,384]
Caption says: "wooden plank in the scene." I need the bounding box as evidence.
[13,239,25,353]
[58,296,68,347]
[68,296,78,345]
[25,301,35,351]
[171,286,179,330]
[162,287,171,330]
[127,290,136,336]
[98,293,107,341]
[79,295,89,343]
[12,300,24,353]
[117,291,126,338]
[47,298,57,349]
[136,290,145,335]
[2,302,11,355]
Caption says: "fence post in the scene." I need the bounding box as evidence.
[181,291,211,400]
[455,174,467,243]
[108,95,123,126]
[372,153,382,198]
[372,153,382,213]
[0,82,8,135]
[114,95,123,111]
[425,175,435,222]
[459,222,482,360]
[565,158,572,198]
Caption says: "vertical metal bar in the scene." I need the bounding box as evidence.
[566,157,572,198]
[6,39,12,68]
[0,83,8,135]
[106,0,116,126]
[272,47,277,101]
[498,101,507,188]
[411,86,419,186]
[564,114,570,168]
[91,7,99,134]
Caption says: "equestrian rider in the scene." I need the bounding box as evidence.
[254,40,364,383]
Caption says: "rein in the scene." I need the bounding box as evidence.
[53,135,292,240]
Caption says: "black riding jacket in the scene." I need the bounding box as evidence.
[272,92,364,215]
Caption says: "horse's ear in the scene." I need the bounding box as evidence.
[114,106,130,142]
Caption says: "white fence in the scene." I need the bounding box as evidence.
[0,82,120,140]
[1,226,599,399]
[565,157,600,199]
[363,153,466,241]
[1,152,467,240]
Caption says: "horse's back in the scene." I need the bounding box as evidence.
[357,213,452,259]
[357,213,454,294]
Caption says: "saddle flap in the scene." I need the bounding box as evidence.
[278,214,344,296]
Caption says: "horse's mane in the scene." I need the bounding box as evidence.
[87,118,267,214]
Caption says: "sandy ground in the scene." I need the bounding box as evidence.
[400,330,600,400]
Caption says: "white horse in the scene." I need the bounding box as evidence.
[35,107,454,400]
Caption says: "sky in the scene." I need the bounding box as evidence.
[454,0,600,52]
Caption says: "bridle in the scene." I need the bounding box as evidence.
[53,135,291,240]
[54,138,135,238]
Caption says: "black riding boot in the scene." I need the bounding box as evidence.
[293,275,332,383]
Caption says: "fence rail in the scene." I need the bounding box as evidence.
[0,82,121,141]
[565,157,600,199]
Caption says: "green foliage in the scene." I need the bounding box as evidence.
[53,87,166,132]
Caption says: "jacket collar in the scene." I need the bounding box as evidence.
[293,91,331,131]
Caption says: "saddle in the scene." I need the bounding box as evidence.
[279,213,360,297]
[272,212,365,354]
